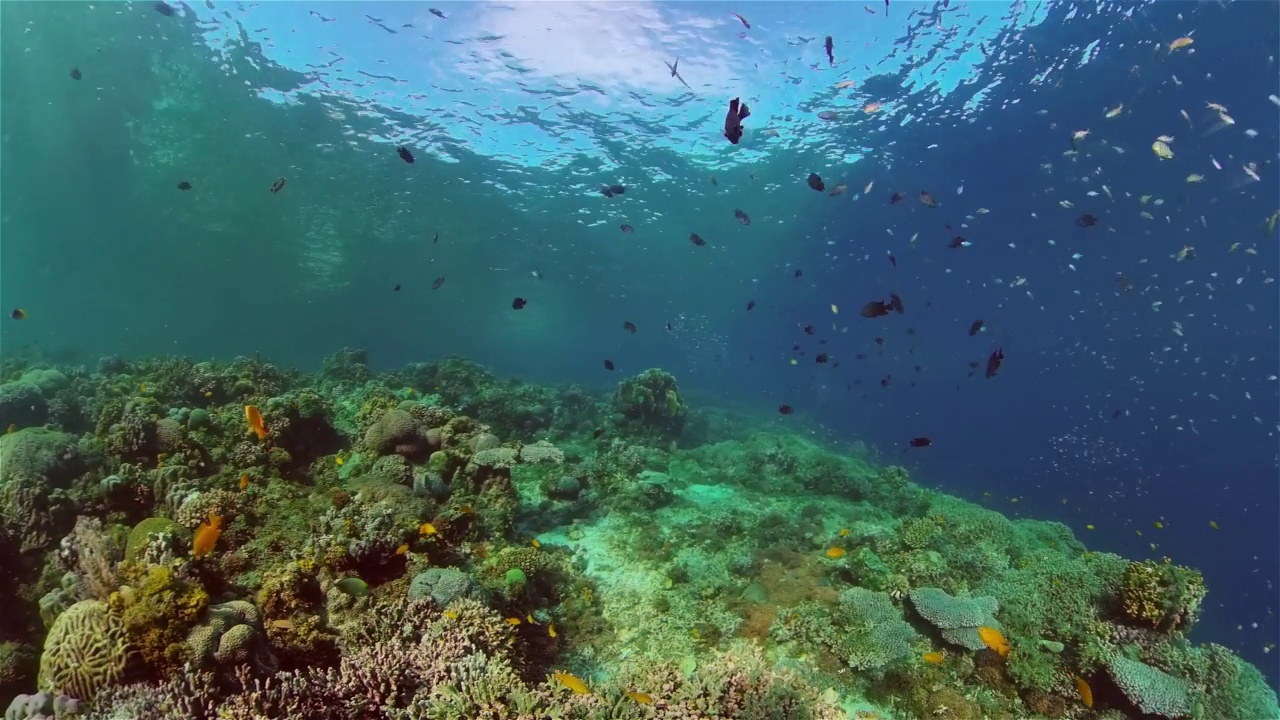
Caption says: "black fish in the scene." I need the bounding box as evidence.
[723,97,750,144]
[807,173,825,191]
[397,146,416,164]
[270,177,286,193]
[601,184,626,197]
[909,437,932,448]
[824,36,834,66]
[623,321,637,334]
[433,232,439,244]
[620,224,634,233]
[393,284,401,292]
[154,1,174,16]
[1076,213,1098,227]
[70,68,81,80]
[888,292,904,314]
[604,359,615,371]
[689,233,706,246]
[794,269,802,278]
[429,8,447,19]
[918,191,937,208]
[985,348,1004,378]
[734,208,751,225]
[889,191,904,205]
[816,353,829,364]
[968,319,984,336]
[803,325,815,335]
[432,276,445,290]
[177,181,192,191]
[887,253,897,267]
[884,0,890,15]
[778,404,795,415]
[512,297,527,310]
[746,300,755,311]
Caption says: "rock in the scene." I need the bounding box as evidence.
[0,382,47,430]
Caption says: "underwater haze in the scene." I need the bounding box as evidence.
[2,0,1279,717]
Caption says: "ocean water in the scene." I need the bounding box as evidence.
[1,0,1278,715]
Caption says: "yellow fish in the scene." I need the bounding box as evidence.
[830,304,839,315]
[548,623,557,638]
[203,391,213,398]
[1168,36,1193,52]
[395,543,409,555]
[553,671,591,695]
[825,546,847,559]
[335,456,344,466]
[505,617,522,625]
[624,691,653,705]
[1151,140,1174,160]
[1210,521,1220,530]
[977,626,1010,656]
[443,611,458,620]
[1186,174,1204,183]
[530,538,541,549]
[922,651,945,665]
[419,522,438,536]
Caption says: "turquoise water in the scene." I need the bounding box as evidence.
[1,1,1278,717]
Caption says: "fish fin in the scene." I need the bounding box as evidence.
[739,102,750,119]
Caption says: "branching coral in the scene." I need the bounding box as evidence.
[1121,557,1205,633]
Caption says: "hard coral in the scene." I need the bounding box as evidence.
[38,599,132,701]
[1121,557,1205,633]
[110,563,209,677]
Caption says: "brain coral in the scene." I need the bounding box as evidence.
[38,600,132,701]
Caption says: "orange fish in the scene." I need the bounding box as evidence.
[239,474,249,492]
[419,522,438,536]
[1075,676,1093,708]
[244,405,267,440]
[863,101,881,113]
[922,651,945,665]
[825,546,847,559]
[395,543,409,555]
[977,626,1010,656]
[193,513,223,558]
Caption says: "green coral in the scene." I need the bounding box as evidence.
[908,586,1000,650]
[1106,653,1191,717]
[773,587,917,674]
[899,516,941,550]
[37,600,132,701]
[124,517,189,563]
[1121,557,1206,632]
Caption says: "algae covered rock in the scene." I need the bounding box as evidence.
[37,600,132,702]
[0,428,81,489]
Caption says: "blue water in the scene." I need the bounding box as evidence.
[1,0,1276,683]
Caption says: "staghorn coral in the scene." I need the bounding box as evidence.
[37,600,133,702]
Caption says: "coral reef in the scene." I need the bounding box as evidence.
[0,352,1271,720]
